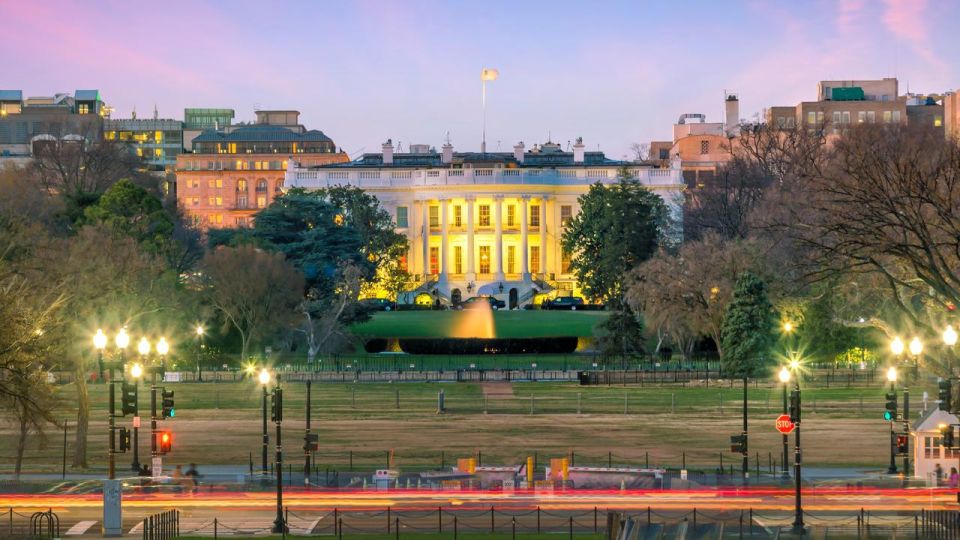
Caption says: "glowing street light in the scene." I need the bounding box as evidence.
[94,329,108,351]
[779,366,791,383]
[783,322,794,333]
[887,366,898,383]
[195,325,205,337]
[116,328,130,351]
[789,357,800,370]
[909,337,923,357]
[944,325,958,347]
[891,336,905,356]
[259,368,272,386]
[156,337,169,357]
[130,363,143,379]
[137,337,150,357]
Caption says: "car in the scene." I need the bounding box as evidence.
[360,298,397,311]
[543,296,586,310]
[460,296,505,310]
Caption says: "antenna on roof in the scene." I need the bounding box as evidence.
[131,105,137,120]
[396,140,403,153]
[566,140,571,151]
[444,131,451,145]
[153,104,158,120]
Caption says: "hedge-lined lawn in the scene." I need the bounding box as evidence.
[351,311,608,339]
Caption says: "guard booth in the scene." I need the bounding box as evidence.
[912,406,960,482]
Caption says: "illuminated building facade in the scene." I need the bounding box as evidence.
[286,139,685,307]
[175,110,349,228]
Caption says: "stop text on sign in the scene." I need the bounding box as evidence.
[775,414,795,434]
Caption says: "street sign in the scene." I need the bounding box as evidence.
[776,414,796,434]
[132,416,140,428]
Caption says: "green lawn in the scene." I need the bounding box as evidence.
[351,311,608,339]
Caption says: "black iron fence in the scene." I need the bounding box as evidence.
[142,509,179,540]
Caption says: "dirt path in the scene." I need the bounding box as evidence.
[481,382,515,400]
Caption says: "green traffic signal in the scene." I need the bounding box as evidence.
[884,411,894,421]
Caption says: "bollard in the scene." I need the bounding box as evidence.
[491,505,495,533]
[537,506,541,533]
[512,517,516,540]
[569,516,573,539]
[438,506,442,533]
[454,515,458,540]
[739,511,743,540]
[394,517,399,540]
[647,506,651,526]
[608,451,612,468]
[214,517,218,540]
[338,518,343,540]
[387,507,392,532]
[594,506,598,532]
[682,452,686,469]
[693,508,697,529]
[645,451,649,468]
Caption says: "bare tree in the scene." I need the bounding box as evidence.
[3,370,58,481]
[299,263,364,359]
[202,245,305,361]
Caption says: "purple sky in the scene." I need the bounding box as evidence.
[3,0,957,159]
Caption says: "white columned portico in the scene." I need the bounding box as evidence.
[539,196,548,277]
[420,199,430,279]
[439,198,449,284]
[520,195,530,280]
[466,197,476,281]
[494,195,505,280]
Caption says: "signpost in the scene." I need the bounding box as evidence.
[776,414,796,434]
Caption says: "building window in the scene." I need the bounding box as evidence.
[78,103,89,114]
[858,111,866,123]
[561,249,572,274]
[507,245,516,274]
[506,204,516,227]
[396,206,408,228]
[659,148,670,160]
[867,111,876,123]
[699,140,709,154]
[479,205,491,227]
[237,194,248,209]
[530,246,540,274]
[191,197,199,206]
[560,205,573,227]
[257,195,267,208]
[530,204,540,227]
[925,436,939,459]
[236,217,247,227]
[429,205,439,228]
[454,245,463,274]
[842,111,851,124]
[479,245,491,274]
[935,115,943,127]
[429,246,440,275]
[883,111,892,123]
[453,205,462,227]
[237,179,247,191]
[213,214,223,225]
[256,179,268,193]
[807,112,816,125]
[832,111,842,125]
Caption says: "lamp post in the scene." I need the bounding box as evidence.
[887,365,898,475]
[139,336,157,474]
[195,326,205,382]
[791,378,804,534]
[129,362,142,472]
[271,378,287,534]
[93,329,114,479]
[94,329,107,382]
[259,368,271,475]
[779,366,791,479]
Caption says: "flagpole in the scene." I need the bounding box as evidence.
[482,77,487,154]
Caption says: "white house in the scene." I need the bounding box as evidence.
[912,406,960,482]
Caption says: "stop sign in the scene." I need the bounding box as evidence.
[775,414,795,434]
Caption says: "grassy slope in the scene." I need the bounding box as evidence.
[351,311,608,339]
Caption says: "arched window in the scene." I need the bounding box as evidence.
[236,179,247,191]
[256,179,268,193]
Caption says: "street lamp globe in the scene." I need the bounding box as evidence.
[258,368,271,386]
[909,337,923,357]
[156,337,169,356]
[887,366,898,383]
[944,325,958,347]
[891,336,905,356]
[93,329,107,350]
[778,366,791,383]
[115,328,130,350]
[137,337,150,356]
[783,322,794,333]
[789,358,800,370]
[130,363,143,379]
[196,325,205,337]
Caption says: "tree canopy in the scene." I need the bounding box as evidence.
[719,271,778,379]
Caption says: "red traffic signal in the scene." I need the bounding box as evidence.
[159,430,172,454]
[896,434,909,455]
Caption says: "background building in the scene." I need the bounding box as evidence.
[0,89,108,164]
[176,110,348,228]
[286,138,685,308]
[103,109,183,172]
[183,108,235,152]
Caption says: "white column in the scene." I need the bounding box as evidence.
[520,195,530,280]
[439,198,449,283]
[494,195,505,280]
[466,197,476,280]
[539,196,548,277]
[421,199,430,279]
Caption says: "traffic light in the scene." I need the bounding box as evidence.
[730,434,747,454]
[304,433,319,452]
[939,380,953,412]
[161,389,175,418]
[941,424,956,449]
[271,388,283,423]
[789,389,801,424]
[884,392,897,421]
[896,434,909,455]
[118,427,131,453]
[120,381,137,416]
[159,430,172,453]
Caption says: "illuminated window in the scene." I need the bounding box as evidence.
[454,246,463,274]
[399,254,408,273]
[935,115,943,127]
[257,195,267,208]
[807,112,816,125]
[237,179,247,191]
[78,104,89,114]
[191,197,199,206]
[429,205,439,228]
[154,148,163,158]
[214,214,223,225]
[883,111,892,123]
[228,143,237,153]
[507,245,516,274]
[816,112,824,124]
[530,246,540,274]
[208,196,215,206]
[154,131,163,143]
[506,204,516,227]
[104,131,116,140]
[561,249,572,274]
[858,111,866,123]
[453,205,462,227]
[479,205,491,227]
[560,205,573,226]
[396,206,408,227]
[478,246,491,274]
[136,148,143,157]
[429,247,440,275]
[530,205,540,227]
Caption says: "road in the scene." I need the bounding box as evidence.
[2,487,956,537]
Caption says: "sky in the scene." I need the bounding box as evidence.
[2,0,958,159]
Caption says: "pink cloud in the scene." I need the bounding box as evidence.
[882,0,944,69]
[836,0,865,33]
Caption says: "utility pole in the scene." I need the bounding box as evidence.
[791,385,804,534]
[272,384,287,533]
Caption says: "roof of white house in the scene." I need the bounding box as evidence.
[913,406,959,432]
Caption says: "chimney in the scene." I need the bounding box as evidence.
[513,141,525,163]
[725,94,740,134]
[441,142,453,164]
[382,139,394,165]
[572,137,585,163]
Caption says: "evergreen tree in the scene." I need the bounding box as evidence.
[720,271,777,379]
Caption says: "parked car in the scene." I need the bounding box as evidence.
[459,295,506,310]
[360,298,397,311]
[543,296,586,310]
